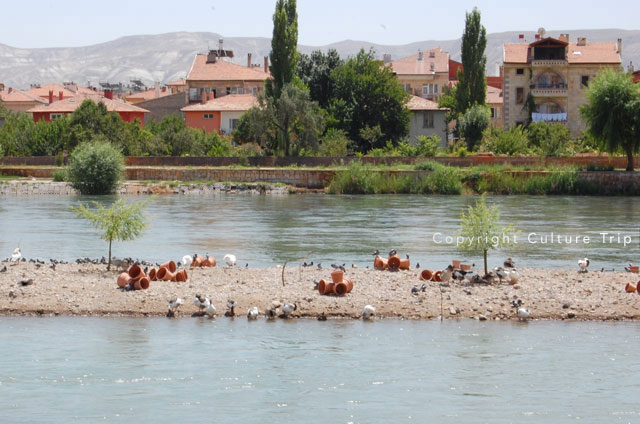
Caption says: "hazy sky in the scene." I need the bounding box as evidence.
[2,0,638,48]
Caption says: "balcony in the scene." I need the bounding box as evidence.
[530,83,568,97]
[531,59,568,67]
[532,112,567,123]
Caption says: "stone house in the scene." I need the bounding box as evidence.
[502,32,622,137]
[406,95,448,144]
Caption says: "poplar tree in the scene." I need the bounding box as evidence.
[456,7,487,114]
[265,0,298,100]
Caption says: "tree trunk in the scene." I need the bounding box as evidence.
[107,237,112,271]
[483,249,488,275]
[625,144,634,172]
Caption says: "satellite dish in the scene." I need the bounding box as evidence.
[538,28,546,38]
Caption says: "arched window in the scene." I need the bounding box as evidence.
[536,101,563,114]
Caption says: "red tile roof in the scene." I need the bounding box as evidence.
[406,95,446,111]
[28,94,149,114]
[391,48,449,75]
[504,38,621,64]
[124,88,172,102]
[186,55,270,82]
[25,84,76,100]
[486,86,502,105]
[0,89,47,104]
[166,78,186,86]
[181,94,259,112]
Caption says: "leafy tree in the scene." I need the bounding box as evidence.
[458,104,491,151]
[455,7,487,114]
[265,0,298,100]
[297,49,343,107]
[73,199,149,270]
[481,126,530,156]
[581,68,640,171]
[438,85,458,140]
[527,122,571,157]
[458,195,517,274]
[67,138,125,195]
[328,49,410,152]
[319,128,350,156]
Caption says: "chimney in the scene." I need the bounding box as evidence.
[559,33,569,43]
[104,90,113,100]
[155,82,160,98]
[383,53,392,64]
[618,38,623,55]
[8,87,12,94]
[209,91,214,101]
[577,37,587,46]
[48,90,53,104]
[201,91,206,104]
[519,34,525,41]
[535,34,540,40]
[418,50,424,61]
[264,56,269,73]
[248,53,252,68]
[59,91,63,101]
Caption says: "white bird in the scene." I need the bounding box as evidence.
[181,254,193,268]
[11,248,21,262]
[439,265,454,282]
[516,307,531,321]
[167,298,183,317]
[281,303,297,318]
[362,305,376,320]
[494,267,508,283]
[578,258,590,272]
[204,301,216,318]
[193,294,210,314]
[223,254,237,268]
[508,270,519,284]
[247,306,259,320]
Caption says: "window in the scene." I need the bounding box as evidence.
[252,87,258,96]
[50,113,64,120]
[402,83,411,93]
[516,87,524,104]
[230,119,239,131]
[189,87,200,101]
[516,68,524,75]
[581,75,589,87]
[491,108,496,118]
[226,87,231,95]
[203,113,214,119]
[422,84,430,96]
[423,111,434,128]
[422,84,438,98]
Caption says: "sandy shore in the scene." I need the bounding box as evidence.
[1,261,639,321]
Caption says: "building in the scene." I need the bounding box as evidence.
[25,84,76,103]
[406,95,448,144]
[0,88,47,113]
[389,48,461,101]
[181,94,258,135]
[125,86,172,104]
[28,92,149,125]
[486,85,504,127]
[136,93,186,124]
[502,31,622,137]
[185,48,270,104]
[166,78,187,94]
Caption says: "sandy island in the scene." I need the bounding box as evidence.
[1,262,639,321]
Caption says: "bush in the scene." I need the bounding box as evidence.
[527,122,571,157]
[52,169,67,182]
[67,139,125,195]
[319,128,350,156]
[481,126,530,156]
[458,104,491,151]
[414,135,442,157]
[327,160,375,194]
[233,142,264,157]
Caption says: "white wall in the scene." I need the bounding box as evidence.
[220,111,245,136]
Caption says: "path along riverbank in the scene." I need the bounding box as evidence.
[1,262,639,321]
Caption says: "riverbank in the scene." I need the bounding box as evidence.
[1,262,638,321]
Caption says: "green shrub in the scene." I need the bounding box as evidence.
[455,146,469,157]
[584,163,615,171]
[458,104,491,151]
[233,142,264,157]
[414,160,445,171]
[327,160,375,194]
[52,169,67,182]
[526,122,572,157]
[67,139,125,195]
[418,166,463,194]
[481,126,530,156]
[414,135,442,156]
[319,128,350,156]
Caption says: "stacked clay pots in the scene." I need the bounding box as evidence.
[318,270,354,296]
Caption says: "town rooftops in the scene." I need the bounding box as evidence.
[28,94,149,114]
[406,95,446,111]
[166,78,186,86]
[124,88,171,102]
[0,89,47,104]
[390,48,449,75]
[504,37,621,64]
[486,86,503,104]
[181,94,259,112]
[25,83,77,100]
[186,54,270,82]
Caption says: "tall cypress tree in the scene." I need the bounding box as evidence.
[456,7,487,114]
[266,0,298,100]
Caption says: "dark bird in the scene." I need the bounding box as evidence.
[317,263,322,270]
[372,249,380,256]
[416,262,420,269]
[511,299,523,308]
[245,263,249,268]
[49,264,56,271]
[20,278,34,286]
[0,265,7,273]
[421,283,428,292]
[504,258,515,268]
[317,312,327,321]
[225,300,237,317]
[388,249,397,257]
[411,286,420,295]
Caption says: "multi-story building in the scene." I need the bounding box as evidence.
[503,32,622,137]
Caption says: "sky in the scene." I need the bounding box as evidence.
[2,0,639,48]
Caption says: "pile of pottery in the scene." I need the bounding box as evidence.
[418,260,470,283]
[117,264,151,290]
[374,253,410,271]
[318,270,354,296]
[624,281,640,294]
[149,261,189,282]
[191,255,216,268]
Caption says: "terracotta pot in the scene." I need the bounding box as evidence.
[452,260,461,269]
[460,264,472,272]
[128,264,143,281]
[433,270,443,282]
[344,277,353,293]
[420,270,434,281]
[637,282,640,295]
[388,255,401,270]
[333,277,354,296]
[318,279,334,295]
[192,256,204,267]
[175,269,188,282]
[625,282,637,293]
[148,268,157,281]
[399,258,410,270]
[134,276,150,290]
[157,267,175,282]
[117,272,130,288]
[160,260,177,273]
[374,256,388,270]
[630,266,639,273]
[331,270,344,284]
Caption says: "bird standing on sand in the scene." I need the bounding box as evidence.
[494,267,508,283]
[504,258,515,268]
[225,300,237,317]
[516,307,530,321]
[362,305,376,320]
[223,254,237,268]
[578,258,590,273]
[204,301,216,318]
[265,306,278,320]
[247,306,259,320]
[281,303,297,318]
[181,255,193,268]
[193,294,210,315]
[439,265,454,282]
[167,298,183,317]
[11,248,21,263]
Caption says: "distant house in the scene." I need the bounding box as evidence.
[28,92,149,125]
[0,88,47,113]
[185,48,270,104]
[406,95,448,143]
[124,86,172,104]
[389,48,461,101]
[486,85,503,127]
[503,32,622,137]
[166,78,187,94]
[25,84,76,103]
[136,93,187,124]
[181,94,258,135]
